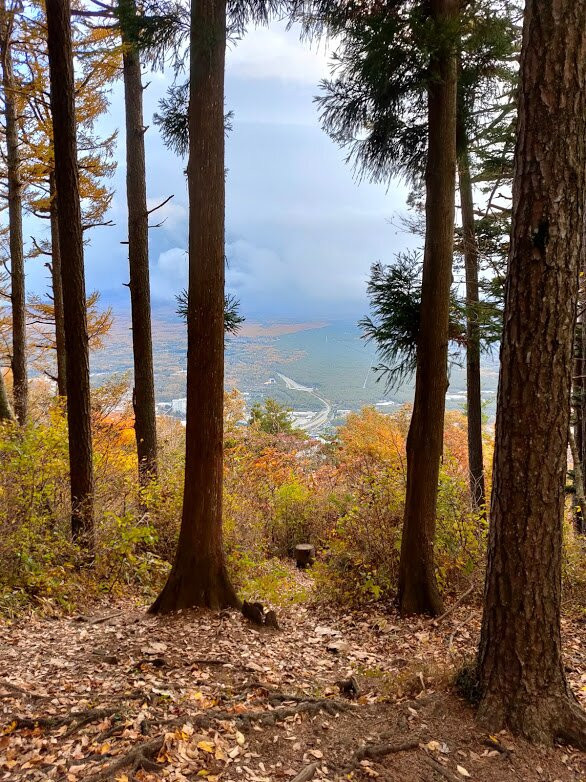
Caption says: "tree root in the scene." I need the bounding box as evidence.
[0,679,49,700]
[478,690,586,750]
[80,698,350,780]
[6,706,121,734]
[84,735,165,782]
[557,697,586,750]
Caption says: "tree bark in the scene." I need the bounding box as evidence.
[119,0,158,484]
[572,266,586,532]
[0,369,15,422]
[397,0,458,617]
[0,0,28,425]
[150,0,239,613]
[477,0,586,748]
[457,124,485,514]
[50,173,67,398]
[46,0,94,549]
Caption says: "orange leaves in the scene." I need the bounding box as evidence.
[338,406,407,475]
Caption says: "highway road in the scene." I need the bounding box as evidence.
[277,373,332,434]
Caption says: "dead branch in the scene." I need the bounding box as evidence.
[421,755,462,782]
[291,761,319,782]
[354,738,420,762]
[429,584,475,627]
[146,194,174,215]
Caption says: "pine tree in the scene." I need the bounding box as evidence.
[17,1,117,397]
[150,0,289,613]
[150,0,239,613]
[0,0,28,424]
[118,0,158,484]
[315,0,517,611]
[72,0,190,485]
[45,0,94,548]
[477,0,586,747]
[28,290,112,385]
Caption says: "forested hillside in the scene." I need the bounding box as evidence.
[0,0,586,780]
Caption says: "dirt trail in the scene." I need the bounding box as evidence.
[0,588,585,781]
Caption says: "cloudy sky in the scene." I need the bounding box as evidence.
[26,21,414,322]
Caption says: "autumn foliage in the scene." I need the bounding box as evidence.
[0,379,583,616]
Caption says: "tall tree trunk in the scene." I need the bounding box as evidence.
[572,269,586,532]
[0,0,28,425]
[0,369,15,422]
[457,124,485,514]
[477,0,586,748]
[397,0,458,617]
[119,0,158,483]
[150,0,238,614]
[577,284,586,466]
[46,0,94,549]
[50,173,67,398]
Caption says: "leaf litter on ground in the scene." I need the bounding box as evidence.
[0,568,585,781]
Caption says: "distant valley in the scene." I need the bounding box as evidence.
[91,315,500,434]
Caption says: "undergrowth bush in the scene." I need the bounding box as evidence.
[0,380,583,616]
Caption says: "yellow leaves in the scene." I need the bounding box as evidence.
[196,740,215,754]
[1,721,17,736]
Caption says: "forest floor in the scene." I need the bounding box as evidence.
[1,566,585,782]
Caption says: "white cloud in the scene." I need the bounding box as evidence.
[226,237,368,311]
[151,247,187,301]
[227,23,332,85]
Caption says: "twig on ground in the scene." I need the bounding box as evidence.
[291,761,319,782]
[429,584,475,627]
[421,755,462,782]
[354,738,421,762]
[75,611,124,625]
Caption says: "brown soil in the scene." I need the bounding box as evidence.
[0,585,584,781]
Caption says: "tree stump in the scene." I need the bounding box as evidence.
[295,544,315,569]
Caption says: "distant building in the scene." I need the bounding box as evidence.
[264,377,277,385]
[171,398,187,416]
